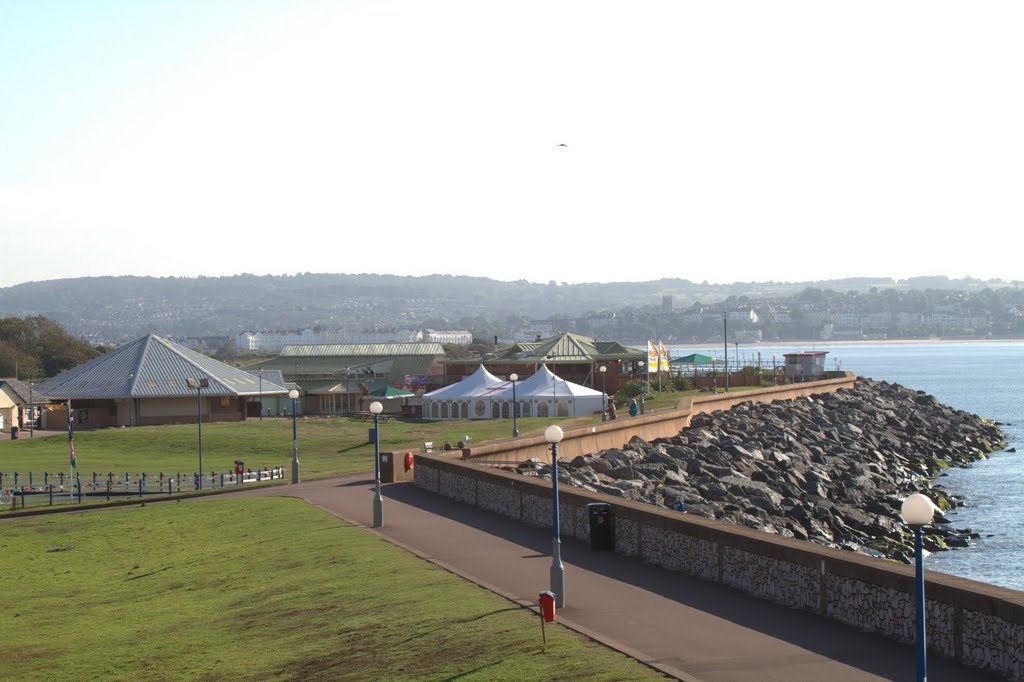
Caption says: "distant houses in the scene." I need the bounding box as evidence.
[235,328,473,351]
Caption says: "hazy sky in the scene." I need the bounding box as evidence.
[2,1,1021,288]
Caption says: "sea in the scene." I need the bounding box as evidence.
[668,341,1024,592]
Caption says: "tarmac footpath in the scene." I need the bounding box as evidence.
[240,474,1003,682]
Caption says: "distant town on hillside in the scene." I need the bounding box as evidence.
[1,273,1021,349]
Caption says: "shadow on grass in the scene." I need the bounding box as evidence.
[396,607,523,648]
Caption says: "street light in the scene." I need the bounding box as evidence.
[599,366,607,422]
[289,389,300,484]
[128,373,134,426]
[901,493,936,682]
[370,400,384,528]
[510,373,520,437]
[545,424,565,608]
[636,361,646,414]
[772,354,777,386]
[258,368,264,421]
[186,378,209,489]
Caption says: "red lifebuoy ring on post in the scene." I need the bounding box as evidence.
[404,451,414,471]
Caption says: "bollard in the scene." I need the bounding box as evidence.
[49,485,53,506]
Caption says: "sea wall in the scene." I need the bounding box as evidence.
[415,453,1024,680]
[407,376,1024,681]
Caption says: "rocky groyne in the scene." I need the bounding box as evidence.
[511,378,1009,563]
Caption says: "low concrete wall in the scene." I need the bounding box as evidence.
[405,373,1024,681]
[414,455,1024,680]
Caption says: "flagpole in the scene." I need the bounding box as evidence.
[68,399,76,503]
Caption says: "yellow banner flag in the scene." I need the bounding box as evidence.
[659,341,670,372]
[647,341,659,374]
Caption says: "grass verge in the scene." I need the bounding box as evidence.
[0,497,667,681]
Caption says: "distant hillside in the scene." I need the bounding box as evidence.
[0,273,1015,343]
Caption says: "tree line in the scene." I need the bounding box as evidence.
[0,316,104,380]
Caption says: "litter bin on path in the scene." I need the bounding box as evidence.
[587,502,614,551]
[10,426,19,440]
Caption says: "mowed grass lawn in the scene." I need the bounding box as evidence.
[0,414,605,481]
[0,387,758,483]
[0,497,667,681]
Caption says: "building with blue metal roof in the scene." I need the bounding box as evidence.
[35,334,289,428]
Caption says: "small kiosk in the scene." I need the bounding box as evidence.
[783,351,828,382]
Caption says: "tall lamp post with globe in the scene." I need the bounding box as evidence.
[901,492,936,682]
[545,424,565,607]
[599,365,607,421]
[370,401,384,527]
[289,389,300,483]
[636,361,646,414]
[509,373,520,437]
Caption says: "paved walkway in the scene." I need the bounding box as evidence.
[241,474,1002,682]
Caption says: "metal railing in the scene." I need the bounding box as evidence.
[0,467,285,510]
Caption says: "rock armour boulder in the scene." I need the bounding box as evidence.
[515,378,1009,563]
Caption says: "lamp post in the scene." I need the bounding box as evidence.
[258,368,264,421]
[599,366,607,422]
[772,354,777,386]
[370,400,384,528]
[545,424,565,608]
[128,373,134,426]
[901,493,936,682]
[186,378,209,489]
[289,389,300,484]
[723,311,730,392]
[510,373,520,437]
[636,361,646,414]
[28,381,34,438]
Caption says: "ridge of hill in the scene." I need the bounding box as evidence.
[0,273,1018,344]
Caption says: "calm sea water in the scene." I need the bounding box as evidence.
[669,341,1024,592]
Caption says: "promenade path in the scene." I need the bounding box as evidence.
[240,474,1003,682]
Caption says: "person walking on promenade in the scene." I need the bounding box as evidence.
[607,398,617,420]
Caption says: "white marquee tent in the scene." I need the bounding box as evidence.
[422,363,604,421]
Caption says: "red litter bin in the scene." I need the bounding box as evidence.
[539,590,557,623]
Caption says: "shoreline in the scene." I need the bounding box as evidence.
[661,337,1024,350]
